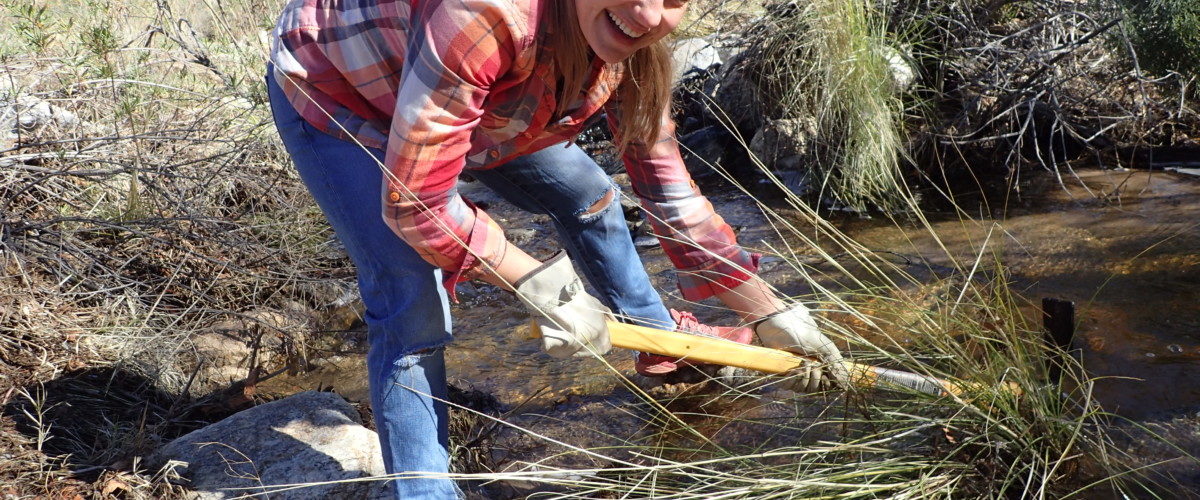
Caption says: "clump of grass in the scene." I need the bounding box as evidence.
[744,0,910,213]
[469,273,1141,496]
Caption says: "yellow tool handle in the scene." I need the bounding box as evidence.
[531,320,1018,397]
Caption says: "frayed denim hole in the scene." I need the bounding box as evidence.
[393,347,440,369]
[574,185,616,224]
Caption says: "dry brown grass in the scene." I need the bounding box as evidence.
[0,0,358,495]
[1,0,1192,498]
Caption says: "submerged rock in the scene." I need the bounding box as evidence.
[149,391,391,499]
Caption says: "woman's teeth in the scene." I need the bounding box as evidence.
[607,10,644,39]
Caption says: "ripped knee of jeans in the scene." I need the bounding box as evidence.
[574,186,616,224]
[393,346,444,369]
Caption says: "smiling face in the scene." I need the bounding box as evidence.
[575,0,688,63]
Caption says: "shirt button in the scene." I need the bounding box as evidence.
[489,150,500,158]
[389,191,401,202]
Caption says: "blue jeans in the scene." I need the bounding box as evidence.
[266,71,672,499]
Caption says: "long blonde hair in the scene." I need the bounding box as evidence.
[548,1,673,152]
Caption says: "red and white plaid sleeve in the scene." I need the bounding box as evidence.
[606,103,760,301]
[379,1,525,294]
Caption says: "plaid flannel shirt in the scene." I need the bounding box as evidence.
[269,0,759,301]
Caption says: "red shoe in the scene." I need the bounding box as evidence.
[635,309,754,377]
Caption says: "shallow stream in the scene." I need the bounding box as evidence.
[267,168,1199,418]
[261,167,1200,491]
[837,168,1200,420]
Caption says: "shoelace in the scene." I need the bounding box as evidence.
[670,309,723,339]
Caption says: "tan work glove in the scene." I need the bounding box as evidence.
[781,363,835,393]
[514,252,613,359]
[756,304,850,390]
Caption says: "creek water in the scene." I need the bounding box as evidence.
[835,168,1200,420]
[266,167,1199,418]
[260,167,1199,490]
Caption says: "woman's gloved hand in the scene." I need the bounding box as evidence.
[782,363,835,393]
[756,304,850,390]
[514,252,612,358]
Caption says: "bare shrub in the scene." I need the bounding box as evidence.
[1,0,354,394]
[891,0,1200,199]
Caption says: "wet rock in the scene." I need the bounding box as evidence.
[758,255,787,273]
[750,117,818,173]
[454,281,502,304]
[633,230,659,249]
[505,227,538,246]
[713,54,766,135]
[679,126,735,178]
[149,391,391,499]
[778,169,816,197]
[672,61,723,132]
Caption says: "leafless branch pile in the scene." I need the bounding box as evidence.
[1,60,355,394]
[895,0,1199,193]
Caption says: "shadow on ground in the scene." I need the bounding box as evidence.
[2,367,241,479]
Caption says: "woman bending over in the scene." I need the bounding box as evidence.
[267,0,846,497]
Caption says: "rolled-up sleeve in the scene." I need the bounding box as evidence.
[605,103,760,301]
[381,0,520,294]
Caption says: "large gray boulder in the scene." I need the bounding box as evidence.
[150,391,392,499]
[671,37,723,83]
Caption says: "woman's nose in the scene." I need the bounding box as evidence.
[630,0,664,31]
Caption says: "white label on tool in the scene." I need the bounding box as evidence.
[876,368,946,396]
